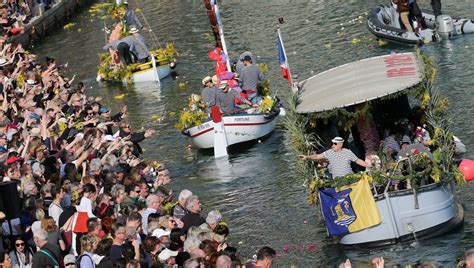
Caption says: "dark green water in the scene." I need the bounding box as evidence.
[33,0,474,266]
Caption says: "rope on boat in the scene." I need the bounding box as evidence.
[132,0,161,50]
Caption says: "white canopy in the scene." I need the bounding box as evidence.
[296,53,423,114]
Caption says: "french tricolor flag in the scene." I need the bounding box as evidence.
[278,30,291,85]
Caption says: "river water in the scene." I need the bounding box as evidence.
[32,0,474,266]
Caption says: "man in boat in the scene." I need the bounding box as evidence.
[239,55,264,104]
[299,137,369,179]
[201,76,216,113]
[123,1,143,29]
[128,26,151,64]
[103,37,133,66]
[215,80,257,115]
[393,0,414,32]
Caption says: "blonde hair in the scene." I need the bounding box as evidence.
[157,216,169,229]
[41,216,57,232]
[80,234,99,254]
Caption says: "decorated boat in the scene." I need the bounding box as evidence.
[367,4,474,45]
[182,104,282,150]
[177,0,285,158]
[286,51,470,247]
[95,3,178,84]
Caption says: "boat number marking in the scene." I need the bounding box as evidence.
[384,54,416,78]
[197,123,211,130]
[233,117,251,122]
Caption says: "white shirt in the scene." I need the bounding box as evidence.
[77,196,96,218]
[48,202,63,227]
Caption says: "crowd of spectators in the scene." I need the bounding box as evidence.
[0,21,278,267]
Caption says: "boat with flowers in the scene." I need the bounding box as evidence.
[181,96,282,150]
[94,2,178,84]
[176,0,284,157]
[286,50,468,247]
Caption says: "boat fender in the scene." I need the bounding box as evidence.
[457,159,474,182]
[461,20,468,34]
[170,60,177,69]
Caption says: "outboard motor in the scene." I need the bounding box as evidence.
[436,15,454,39]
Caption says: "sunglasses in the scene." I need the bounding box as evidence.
[15,243,25,247]
[135,190,141,193]
[332,143,338,145]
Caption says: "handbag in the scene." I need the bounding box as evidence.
[61,215,74,251]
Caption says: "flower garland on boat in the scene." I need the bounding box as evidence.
[286,50,464,204]
[175,94,209,131]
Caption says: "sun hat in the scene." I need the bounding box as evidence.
[30,127,41,137]
[152,228,171,238]
[331,137,344,143]
[158,248,178,261]
[64,254,75,266]
[129,25,139,34]
[202,76,212,86]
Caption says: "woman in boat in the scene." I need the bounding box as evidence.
[299,137,369,179]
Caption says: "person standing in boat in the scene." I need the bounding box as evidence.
[394,0,414,32]
[103,37,133,66]
[239,55,264,104]
[128,26,151,64]
[299,137,369,179]
[431,0,442,18]
[201,76,217,113]
[123,1,143,29]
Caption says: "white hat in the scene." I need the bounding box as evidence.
[0,58,7,66]
[129,25,139,34]
[331,137,344,143]
[26,79,36,85]
[152,228,171,238]
[158,248,178,261]
[202,76,212,86]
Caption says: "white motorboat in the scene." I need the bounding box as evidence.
[183,107,281,150]
[367,4,474,45]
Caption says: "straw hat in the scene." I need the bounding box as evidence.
[129,25,139,34]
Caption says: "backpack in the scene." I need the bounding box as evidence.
[76,253,95,268]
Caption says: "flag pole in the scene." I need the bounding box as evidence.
[211,0,232,71]
[277,18,297,93]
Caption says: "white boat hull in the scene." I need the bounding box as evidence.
[184,113,280,149]
[339,181,463,247]
[130,64,171,83]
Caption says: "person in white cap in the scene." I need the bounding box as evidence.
[158,248,178,267]
[299,136,369,179]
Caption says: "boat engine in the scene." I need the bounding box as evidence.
[436,15,454,39]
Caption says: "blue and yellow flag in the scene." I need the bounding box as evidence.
[319,178,381,236]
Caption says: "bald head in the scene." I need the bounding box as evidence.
[216,255,232,268]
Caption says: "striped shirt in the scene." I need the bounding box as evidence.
[142,207,157,235]
[322,148,359,178]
